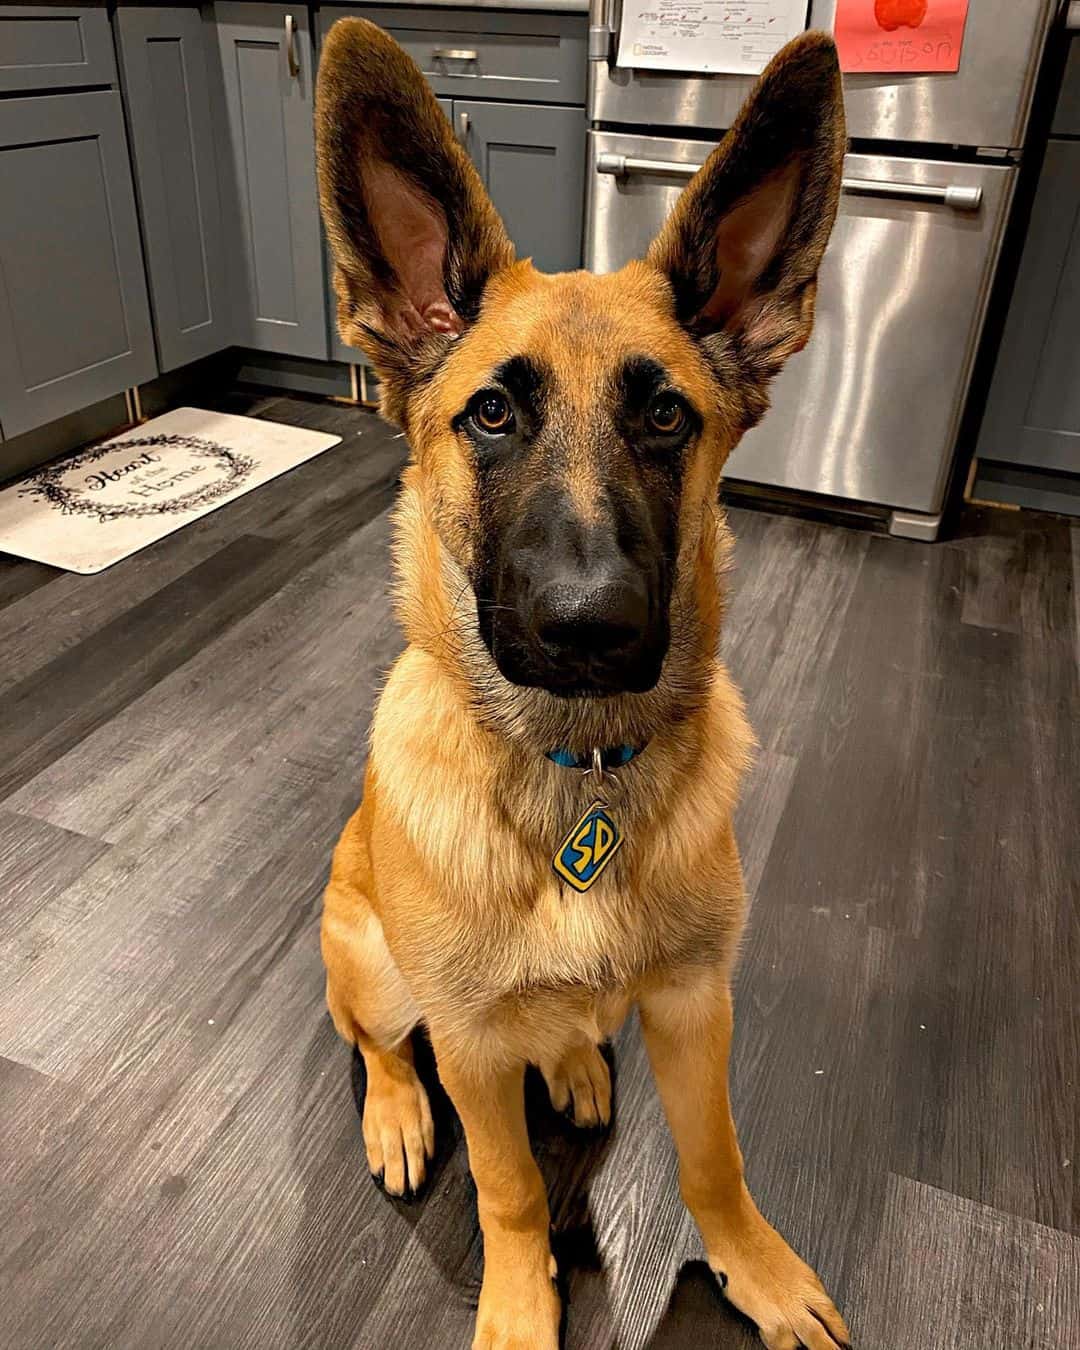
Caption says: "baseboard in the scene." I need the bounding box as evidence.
[973,460,1080,519]
[234,351,358,401]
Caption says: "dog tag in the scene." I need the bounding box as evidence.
[552,800,623,893]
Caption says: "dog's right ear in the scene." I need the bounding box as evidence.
[316,19,514,406]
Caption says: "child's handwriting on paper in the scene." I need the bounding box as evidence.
[833,0,969,75]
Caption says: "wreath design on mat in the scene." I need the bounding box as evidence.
[19,434,257,524]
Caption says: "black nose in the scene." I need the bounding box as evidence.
[533,579,648,657]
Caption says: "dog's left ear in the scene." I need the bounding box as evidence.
[646,32,845,426]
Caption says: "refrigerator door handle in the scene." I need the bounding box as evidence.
[595,153,984,211]
[588,0,614,60]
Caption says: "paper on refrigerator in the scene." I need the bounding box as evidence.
[616,0,809,75]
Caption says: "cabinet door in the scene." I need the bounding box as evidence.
[457,101,584,273]
[327,95,455,366]
[215,3,327,359]
[976,141,1080,475]
[0,92,157,439]
[116,7,231,372]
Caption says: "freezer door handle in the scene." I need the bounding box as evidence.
[595,153,984,211]
[843,177,983,210]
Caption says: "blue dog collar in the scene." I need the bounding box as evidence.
[546,745,644,771]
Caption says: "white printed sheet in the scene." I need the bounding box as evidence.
[617,0,809,75]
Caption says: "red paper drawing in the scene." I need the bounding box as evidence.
[874,0,928,29]
[833,0,969,74]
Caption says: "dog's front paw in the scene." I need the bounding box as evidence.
[708,1215,849,1350]
[472,1253,560,1350]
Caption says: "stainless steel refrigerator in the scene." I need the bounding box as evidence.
[585,0,1058,539]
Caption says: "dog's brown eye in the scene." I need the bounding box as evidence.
[646,394,686,435]
[473,392,514,434]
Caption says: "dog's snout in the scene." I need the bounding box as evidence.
[477,486,671,696]
[533,578,648,657]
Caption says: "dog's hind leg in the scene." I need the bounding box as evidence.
[538,1038,611,1128]
[322,877,433,1197]
[537,992,627,1127]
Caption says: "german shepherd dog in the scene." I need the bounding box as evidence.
[316,19,848,1349]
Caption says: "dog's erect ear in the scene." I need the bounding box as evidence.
[316,20,514,398]
[646,32,845,428]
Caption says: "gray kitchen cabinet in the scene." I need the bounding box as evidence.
[215,2,328,360]
[457,100,584,274]
[976,139,1080,475]
[116,7,231,372]
[0,7,116,93]
[1052,35,1080,137]
[0,91,157,439]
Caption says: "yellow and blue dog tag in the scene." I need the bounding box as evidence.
[553,800,623,892]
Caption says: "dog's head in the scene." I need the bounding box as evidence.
[317,22,844,708]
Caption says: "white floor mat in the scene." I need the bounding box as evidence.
[0,407,342,574]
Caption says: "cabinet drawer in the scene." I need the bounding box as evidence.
[0,7,116,93]
[319,7,586,106]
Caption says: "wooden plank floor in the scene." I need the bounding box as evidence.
[1,392,1076,1350]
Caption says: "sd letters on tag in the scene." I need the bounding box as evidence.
[552,802,623,892]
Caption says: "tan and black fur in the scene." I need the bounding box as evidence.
[316,19,849,1350]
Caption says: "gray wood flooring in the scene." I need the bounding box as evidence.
[1,393,1076,1350]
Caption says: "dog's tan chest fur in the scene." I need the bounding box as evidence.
[363,643,751,1038]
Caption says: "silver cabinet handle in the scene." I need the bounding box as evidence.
[457,109,470,144]
[595,154,982,211]
[285,13,300,78]
[432,47,478,61]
